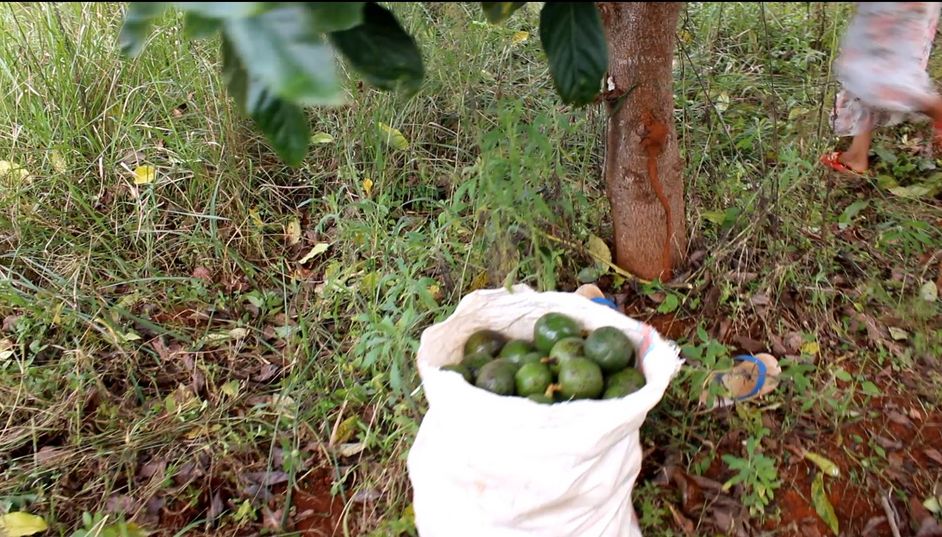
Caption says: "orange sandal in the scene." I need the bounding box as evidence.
[819,151,868,177]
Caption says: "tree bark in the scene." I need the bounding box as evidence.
[598,2,685,281]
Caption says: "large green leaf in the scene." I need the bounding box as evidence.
[222,39,310,166]
[306,3,366,33]
[119,2,169,57]
[481,2,526,24]
[224,5,343,106]
[539,3,607,106]
[329,3,424,95]
[183,12,221,39]
[172,3,270,18]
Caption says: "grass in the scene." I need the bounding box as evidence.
[1,2,940,536]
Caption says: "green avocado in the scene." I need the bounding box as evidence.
[526,393,554,404]
[547,336,585,375]
[441,363,473,383]
[506,351,543,368]
[463,329,507,357]
[515,362,553,397]
[584,326,635,373]
[533,312,582,353]
[460,351,493,376]
[557,357,604,400]
[603,368,646,399]
[474,358,517,396]
[498,339,535,360]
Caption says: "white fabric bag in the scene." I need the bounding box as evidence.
[407,284,684,537]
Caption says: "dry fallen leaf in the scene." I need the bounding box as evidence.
[586,234,612,267]
[286,218,302,246]
[377,122,409,150]
[310,132,334,144]
[512,30,529,44]
[800,341,820,356]
[337,442,365,457]
[133,165,156,185]
[49,150,67,173]
[191,266,212,282]
[812,472,839,535]
[0,512,48,537]
[888,327,909,341]
[331,415,360,445]
[925,448,942,466]
[0,161,32,184]
[299,242,330,265]
[920,281,938,302]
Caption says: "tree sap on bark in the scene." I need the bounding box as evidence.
[598,2,685,282]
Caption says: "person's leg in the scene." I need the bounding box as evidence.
[838,129,873,173]
[924,95,942,147]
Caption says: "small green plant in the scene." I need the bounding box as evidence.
[721,430,781,517]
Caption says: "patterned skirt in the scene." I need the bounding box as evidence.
[830,2,942,137]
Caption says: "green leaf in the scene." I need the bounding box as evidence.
[329,3,425,95]
[872,145,897,164]
[833,368,853,383]
[889,183,940,199]
[377,122,410,150]
[657,293,680,314]
[811,473,839,535]
[702,210,726,225]
[222,38,310,166]
[481,2,526,24]
[837,199,869,230]
[306,2,365,32]
[876,174,898,189]
[183,12,221,39]
[172,2,270,18]
[860,380,881,396]
[310,132,335,144]
[0,512,48,537]
[539,3,607,106]
[119,2,169,57]
[224,5,343,106]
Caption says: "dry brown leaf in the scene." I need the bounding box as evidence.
[784,332,803,354]
[887,410,912,427]
[208,492,225,523]
[105,495,137,514]
[254,363,280,382]
[35,446,66,466]
[192,266,212,281]
[925,448,942,466]
[285,218,302,246]
[138,458,167,479]
[2,315,20,333]
[244,471,289,487]
[262,507,283,531]
[749,293,771,306]
[667,502,695,536]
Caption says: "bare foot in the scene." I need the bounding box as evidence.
[838,152,868,173]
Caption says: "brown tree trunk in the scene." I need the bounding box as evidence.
[598,2,685,281]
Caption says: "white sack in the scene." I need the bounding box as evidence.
[407,285,684,537]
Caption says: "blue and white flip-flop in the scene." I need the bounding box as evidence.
[701,353,781,409]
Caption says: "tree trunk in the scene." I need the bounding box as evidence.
[598,2,685,281]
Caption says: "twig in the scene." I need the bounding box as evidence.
[881,491,902,537]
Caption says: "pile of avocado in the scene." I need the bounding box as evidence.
[441,312,645,403]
